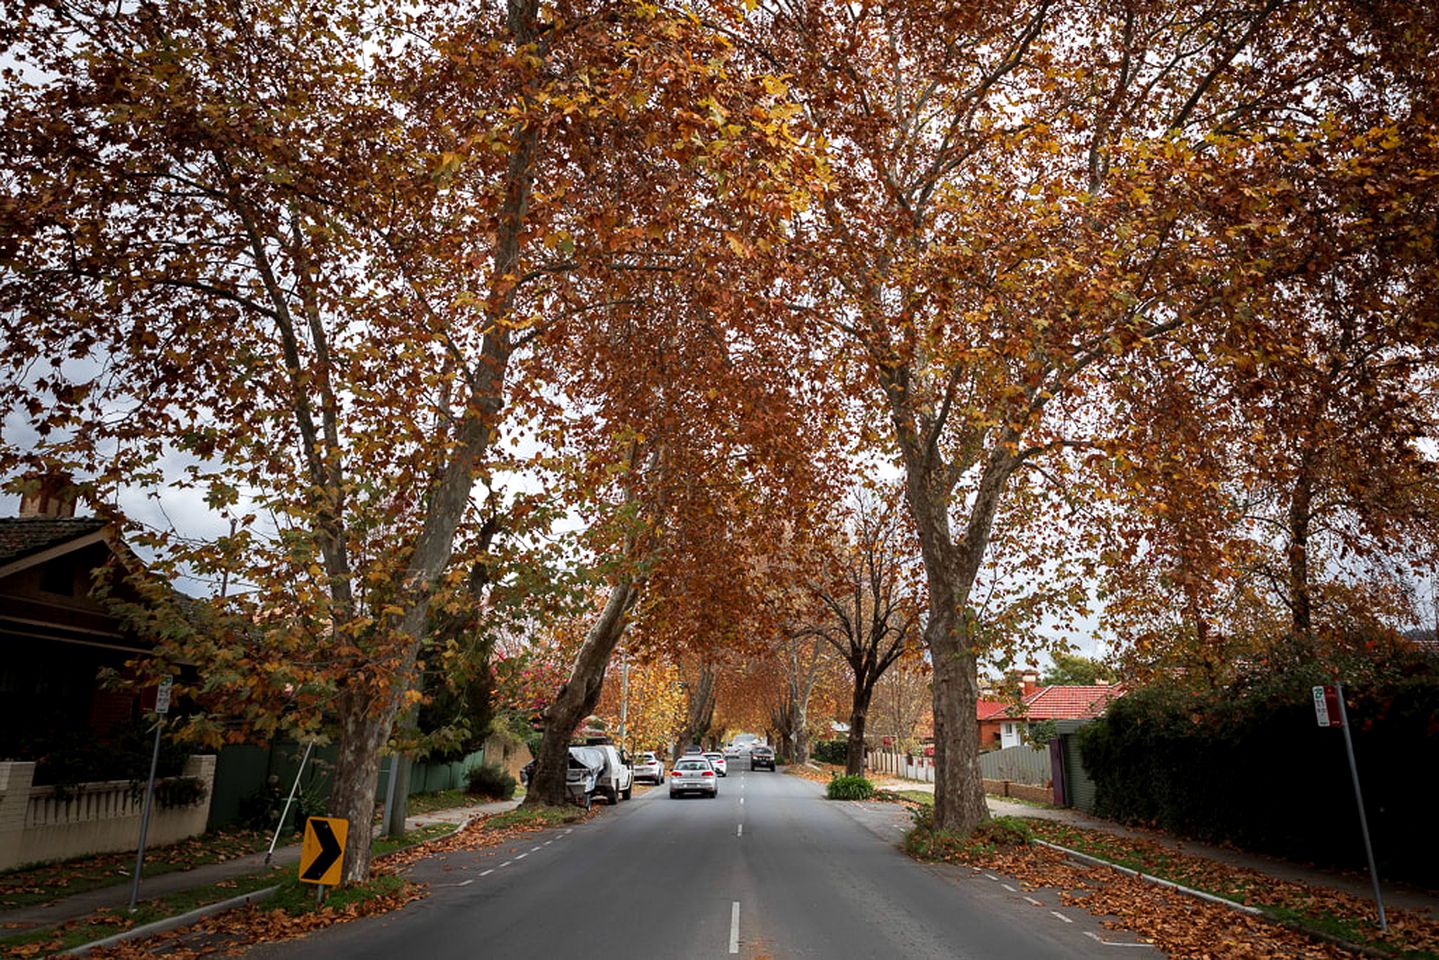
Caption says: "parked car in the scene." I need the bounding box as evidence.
[567,744,634,805]
[669,757,719,798]
[632,751,665,784]
[750,745,776,771]
[702,752,728,776]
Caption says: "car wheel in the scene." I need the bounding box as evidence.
[622,784,633,801]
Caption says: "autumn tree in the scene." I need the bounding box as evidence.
[805,489,923,775]
[1,0,819,878]
[735,0,1438,834]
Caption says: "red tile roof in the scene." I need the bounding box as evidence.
[976,699,1010,721]
[1019,684,1125,720]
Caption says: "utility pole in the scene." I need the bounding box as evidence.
[618,651,630,754]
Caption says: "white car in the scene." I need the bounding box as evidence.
[669,756,719,798]
[702,751,728,777]
[631,751,665,784]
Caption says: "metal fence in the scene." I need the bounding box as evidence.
[977,744,1051,785]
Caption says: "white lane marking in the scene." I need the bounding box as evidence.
[729,901,740,954]
[737,823,743,837]
[458,879,474,886]
[1025,896,1043,906]
[564,828,574,834]
[499,861,512,868]
[479,869,494,877]
[530,845,542,852]
[515,853,528,860]
[1085,932,1153,948]
[1051,911,1072,923]
[740,797,745,805]
[985,874,1000,881]
[543,840,553,846]
[1002,883,1017,892]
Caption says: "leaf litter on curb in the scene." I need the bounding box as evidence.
[15,807,595,959]
[908,816,1437,960]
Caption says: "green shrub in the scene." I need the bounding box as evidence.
[811,739,848,765]
[1077,640,1438,884]
[465,763,517,800]
[826,774,875,801]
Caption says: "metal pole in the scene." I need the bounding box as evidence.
[127,716,164,912]
[1335,683,1387,931]
[382,753,400,836]
[618,654,630,753]
[265,739,315,866]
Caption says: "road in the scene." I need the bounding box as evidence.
[250,767,1161,959]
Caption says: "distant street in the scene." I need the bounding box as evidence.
[248,768,1161,959]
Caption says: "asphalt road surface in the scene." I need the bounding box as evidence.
[249,767,1162,959]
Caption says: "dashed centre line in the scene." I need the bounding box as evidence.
[1001,883,1017,893]
[728,901,741,954]
[1085,932,1154,949]
[499,861,512,868]
[1051,911,1073,924]
[515,853,528,860]
[479,869,494,877]
[1024,896,1044,906]
[737,823,743,837]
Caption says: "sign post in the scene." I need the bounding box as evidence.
[1314,683,1387,931]
[299,816,349,904]
[127,677,171,912]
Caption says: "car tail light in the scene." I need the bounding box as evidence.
[702,770,714,777]
[671,770,681,776]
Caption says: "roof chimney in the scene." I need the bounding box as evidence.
[18,472,78,518]
[1021,670,1040,698]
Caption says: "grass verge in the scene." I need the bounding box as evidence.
[0,872,278,957]
[0,829,273,910]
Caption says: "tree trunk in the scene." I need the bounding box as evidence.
[927,606,988,835]
[1287,457,1315,646]
[845,682,872,776]
[525,581,637,807]
[329,688,389,883]
[673,661,716,759]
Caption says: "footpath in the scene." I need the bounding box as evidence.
[0,798,520,937]
[869,775,1439,916]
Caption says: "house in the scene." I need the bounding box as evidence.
[0,478,215,869]
[993,672,1126,749]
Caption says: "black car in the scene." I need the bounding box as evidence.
[750,745,776,771]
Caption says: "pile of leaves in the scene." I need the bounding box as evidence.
[903,814,1438,959]
[1027,821,1439,959]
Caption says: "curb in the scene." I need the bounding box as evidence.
[1034,839,1394,960]
[1033,839,1265,916]
[60,813,492,957]
[62,885,280,957]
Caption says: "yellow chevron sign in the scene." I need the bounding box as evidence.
[299,817,348,886]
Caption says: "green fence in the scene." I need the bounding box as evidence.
[207,741,486,831]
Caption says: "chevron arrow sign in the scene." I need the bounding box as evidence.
[299,816,348,886]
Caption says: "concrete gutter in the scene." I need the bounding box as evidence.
[62,885,280,956]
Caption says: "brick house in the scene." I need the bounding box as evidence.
[0,483,165,755]
[994,673,1125,749]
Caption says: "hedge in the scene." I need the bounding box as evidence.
[811,739,848,765]
[1077,641,1438,884]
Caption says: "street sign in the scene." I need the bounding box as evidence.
[1312,685,1341,728]
[154,677,173,715]
[299,817,348,886]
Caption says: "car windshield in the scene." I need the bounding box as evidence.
[676,761,709,771]
[704,753,722,760]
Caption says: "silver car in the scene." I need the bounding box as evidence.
[632,751,665,784]
[669,757,719,798]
